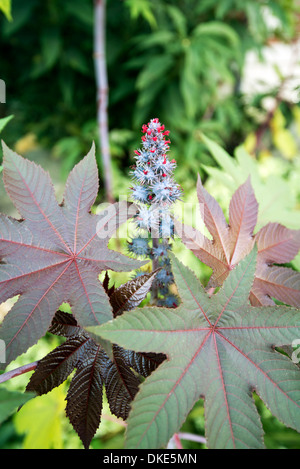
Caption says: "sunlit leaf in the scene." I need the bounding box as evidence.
[0,0,12,21]
[0,143,144,368]
[0,387,34,424]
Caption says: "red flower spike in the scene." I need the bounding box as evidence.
[148,195,153,200]
[163,130,170,136]
[150,149,155,153]
[144,170,148,175]
[141,136,146,142]
[171,159,176,164]
[162,173,167,177]
[134,150,140,155]
[142,125,148,133]
[152,137,158,142]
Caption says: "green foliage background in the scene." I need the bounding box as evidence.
[0,0,300,449]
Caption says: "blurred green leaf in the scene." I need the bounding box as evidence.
[64,0,93,27]
[136,54,173,90]
[201,133,300,231]
[165,4,187,37]
[2,0,37,36]
[0,388,35,425]
[14,384,67,449]
[125,0,157,28]
[193,21,239,46]
[0,115,13,133]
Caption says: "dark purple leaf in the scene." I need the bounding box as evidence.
[25,271,164,448]
[26,335,89,396]
[66,347,105,450]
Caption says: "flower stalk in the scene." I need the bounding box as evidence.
[129,118,182,305]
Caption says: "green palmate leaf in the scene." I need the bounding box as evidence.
[89,248,300,449]
[125,0,157,29]
[201,133,300,230]
[192,21,239,46]
[14,384,66,449]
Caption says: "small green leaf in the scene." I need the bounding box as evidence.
[90,249,300,449]
[125,0,157,29]
[201,133,238,181]
[193,21,239,46]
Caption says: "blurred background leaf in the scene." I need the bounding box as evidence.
[14,385,66,449]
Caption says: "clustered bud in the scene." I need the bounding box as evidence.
[130,118,181,206]
[128,118,182,307]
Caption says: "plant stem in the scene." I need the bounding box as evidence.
[173,433,183,449]
[151,236,160,303]
[94,0,114,203]
[0,361,38,384]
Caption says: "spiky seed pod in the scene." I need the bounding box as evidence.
[128,118,182,306]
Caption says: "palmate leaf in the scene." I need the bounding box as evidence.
[201,134,300,231]
[90,248,300,449]
[0,142,143,368]
[175,175,300,307]
[26,271,165,449]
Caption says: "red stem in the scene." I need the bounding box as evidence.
[0,361,38,384]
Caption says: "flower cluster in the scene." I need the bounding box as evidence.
[128,118,181,307]
[130,118,181,207]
